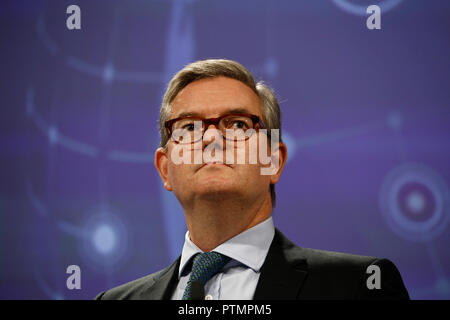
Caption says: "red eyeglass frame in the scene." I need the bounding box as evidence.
[164,113,265,141]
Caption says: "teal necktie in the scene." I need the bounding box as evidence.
[182,252,231,300]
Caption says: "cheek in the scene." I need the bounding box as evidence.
[225,136,271,166]
[233,164,271,184]
[167,163,188,188]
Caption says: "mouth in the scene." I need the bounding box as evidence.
[196,161,232,172]
[205,161,224,165]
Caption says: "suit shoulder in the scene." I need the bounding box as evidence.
[95,268,167,300]
[297,246,378,269]
[272,229,409,299]
[275,229,377,269]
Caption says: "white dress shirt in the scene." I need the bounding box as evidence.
[171,217,275,300]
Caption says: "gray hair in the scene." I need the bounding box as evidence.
[158,59,282,207]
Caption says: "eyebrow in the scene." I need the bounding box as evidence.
[226,108,251,115]
[174,111,202,118]
[174,108,252,119]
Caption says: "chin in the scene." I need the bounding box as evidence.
[194,179,239,198]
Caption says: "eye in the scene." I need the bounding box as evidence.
[231,120,249,130]
[182,123,195,131]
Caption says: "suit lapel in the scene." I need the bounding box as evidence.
[139,257,181,300]
[253,229,308,300]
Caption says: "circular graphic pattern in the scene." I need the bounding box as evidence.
[379,163,449,242]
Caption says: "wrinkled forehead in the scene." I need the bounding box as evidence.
[170,77,262,119]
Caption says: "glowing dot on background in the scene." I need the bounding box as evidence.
[79,206,129,270]
[264,57,278,78]
[92,224,117,255]
[406,191,426,214]
[398,181,435,222]
[48,126,58,144]
[387,110,403,131]
[103,64,115,83]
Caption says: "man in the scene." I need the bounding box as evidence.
[96,59,409,300]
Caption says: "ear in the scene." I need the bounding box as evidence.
[270,142,287,185]
[154,147,172,191]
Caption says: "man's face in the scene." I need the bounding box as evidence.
[155,76,284,207]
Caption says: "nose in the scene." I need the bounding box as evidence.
[206,123,219,130]
[202,124,224,149]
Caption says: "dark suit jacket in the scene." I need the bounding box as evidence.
[95,228,409,300]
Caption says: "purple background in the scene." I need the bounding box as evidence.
[1,0,449,299]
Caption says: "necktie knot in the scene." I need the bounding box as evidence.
[190,252,231,284]
[182,251,231,300]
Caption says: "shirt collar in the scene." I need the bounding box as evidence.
[178,217,275,278]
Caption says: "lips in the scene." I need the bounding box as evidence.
[196,162,232,172]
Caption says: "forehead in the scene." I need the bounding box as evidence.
[170,76,262,118]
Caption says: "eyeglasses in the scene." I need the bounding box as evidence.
[164,113,265,145]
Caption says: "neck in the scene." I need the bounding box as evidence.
[183,192,272,252]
